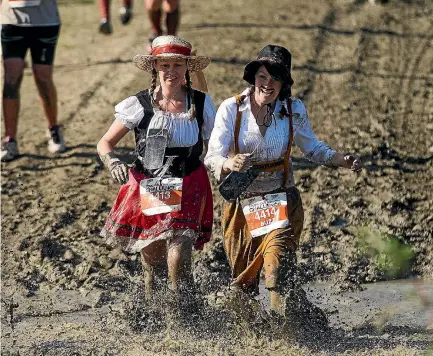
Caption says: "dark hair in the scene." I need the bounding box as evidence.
[279,83,292,101]
[279,90,292,118]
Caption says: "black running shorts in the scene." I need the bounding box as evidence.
[1,24,61,65]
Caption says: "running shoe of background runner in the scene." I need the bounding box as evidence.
[99,18,112,34]
[119,6,133,25]
[47,126,66,153]
[1,138,19,162]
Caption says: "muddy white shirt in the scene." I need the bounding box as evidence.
[1,0,60,26]
[205,90,336,193]
[114,94,216,147]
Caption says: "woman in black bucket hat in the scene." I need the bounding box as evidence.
[205,45,362,323]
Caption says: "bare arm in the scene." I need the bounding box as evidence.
[97,120,130,161]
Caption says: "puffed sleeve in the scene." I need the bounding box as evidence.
[114,96,145,130]
[204,97,237,181]
[201,93,217,140]
[291,98,336,165]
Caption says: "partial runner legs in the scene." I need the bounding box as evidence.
[98,0,133,34]
[145,0,180,52]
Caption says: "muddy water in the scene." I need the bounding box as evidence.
[3,279,431,355]
[258,279,433,330]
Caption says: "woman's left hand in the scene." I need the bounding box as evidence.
[344,155,362,172]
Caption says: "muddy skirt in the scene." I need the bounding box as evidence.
[100,164,213,253]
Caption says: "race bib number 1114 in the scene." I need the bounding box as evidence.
[242,192,289,238]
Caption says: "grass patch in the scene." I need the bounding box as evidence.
[351,226,414,278]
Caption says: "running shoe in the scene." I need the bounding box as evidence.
[119,6,133,25]
[1,137,19,162]
[99,18,113,34]
[47,126,66,153]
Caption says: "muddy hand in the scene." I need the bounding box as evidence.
[344,155,362,172]
[223,154,251,172]
[103,152,130,185]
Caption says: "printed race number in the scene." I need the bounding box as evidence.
[242,193,289,237]
[140,177,183,216]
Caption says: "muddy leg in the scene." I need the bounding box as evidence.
[278,252,328,328]
[167,233,193,293]
[140,240,167,300]
[166,233,197,316]
[269,290,284,315]
[265,251,297,316]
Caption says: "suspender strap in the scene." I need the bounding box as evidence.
[233,95,294,182]
[283,98,294,182]
[234,94,244,154]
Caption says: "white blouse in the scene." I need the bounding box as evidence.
[114,92,216,147]
[204,89,336,193]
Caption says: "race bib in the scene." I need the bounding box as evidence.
[242,192,289,238]
[140,177,183,216]
[8,0,41,8]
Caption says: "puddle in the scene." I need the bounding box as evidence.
[258,278,433,330]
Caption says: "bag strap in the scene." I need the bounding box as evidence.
[234,94,294,182]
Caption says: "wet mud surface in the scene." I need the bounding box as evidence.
[1,0,433,354]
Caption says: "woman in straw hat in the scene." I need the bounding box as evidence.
[205,45,362,323]
[97,36,215,309]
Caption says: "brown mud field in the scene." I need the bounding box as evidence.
[1,0,433,354]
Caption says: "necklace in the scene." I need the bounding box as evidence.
[250,92,274,127]
[158,86,184,112]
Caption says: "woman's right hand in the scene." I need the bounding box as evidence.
[103,152,129,185]
[222,154,251,173]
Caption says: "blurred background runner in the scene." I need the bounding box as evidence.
[1,0,65,162]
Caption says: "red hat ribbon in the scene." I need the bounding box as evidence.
[152,44,191,56]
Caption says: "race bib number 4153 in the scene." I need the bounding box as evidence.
[242,192,289,238]
[140,177,183,216]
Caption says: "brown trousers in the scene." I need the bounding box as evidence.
[222,187,304,292]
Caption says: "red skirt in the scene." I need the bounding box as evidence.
[101,164,213,252]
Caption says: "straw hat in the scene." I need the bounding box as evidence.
[133,35,211,73]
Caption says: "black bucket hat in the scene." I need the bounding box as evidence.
[243,45,294,87]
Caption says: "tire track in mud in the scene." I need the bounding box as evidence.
[297,2,337,101]
[350,10,432,140]
[295,1,340,268]
[400,24,433,129]
[61,44,145,129]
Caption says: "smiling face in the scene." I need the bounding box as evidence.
[155,58,188,89]
[253,65,282,106]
